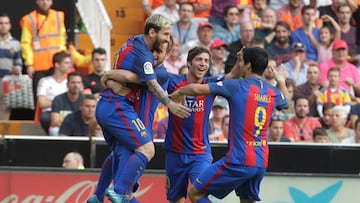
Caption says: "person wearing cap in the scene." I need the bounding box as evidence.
[171,2,199,53]
[283,42,310,86]
[290,5,320,62]
[212,4,241,44]
[319,39,360,94]
[181,20,214,60]
[207,39,228,76]
[208,96,228,141]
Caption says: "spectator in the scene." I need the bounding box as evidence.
[156,114,168,140]
[317,67,352,117]
[224,21,254,73]
[178,0,212,20]
[337,3,360,59]
[143,0,164,17]
[319,39,360,93]
[319,102,335,129]
[83,48,107,98]
[208,0,238,26]
[342,118,360,144]
[217,114,229,142]
[163,37,186,74]
[241,0,270,28]
[294,63,322,117]
[152,0,179,23]
[59,94,97,136]
[349,103,360,128]
[62,152,85,169]
[266,21,292,65]
[326,105,354,143]
[318,0,358,22]
[307,15,341,64]
[181,21,214,59]
[276,0,304,31]
[207,39,228,76]
[283,42,309,86]
[313,127,329,143]
[37,51,71,134]
[208,96,228,142]
[0,13,22,120]
[283,96,322,142]
[254,7,277,47]
[291,5,320,62]
[49,72,84,136]
[268,116,291,142]
[212,5,241,44]
[171,2,198,52]
[20,0,66,104]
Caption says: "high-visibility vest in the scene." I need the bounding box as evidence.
[20,9,65,71]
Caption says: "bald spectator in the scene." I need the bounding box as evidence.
[62,152,85,169]
[224,21,254,73]
[255,7,277,47]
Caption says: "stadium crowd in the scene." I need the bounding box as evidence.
[1,0,360,144]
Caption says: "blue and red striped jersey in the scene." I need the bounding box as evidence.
[102,34,157,100]
[133,65,169,133]
[208,77,288,168]
[163,74,225,154]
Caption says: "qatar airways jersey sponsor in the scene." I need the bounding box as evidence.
[163,74,224,154]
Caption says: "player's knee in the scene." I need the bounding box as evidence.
[136,142,155,161]
[188,186,202,203]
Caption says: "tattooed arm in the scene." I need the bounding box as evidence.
[146,79,190,118]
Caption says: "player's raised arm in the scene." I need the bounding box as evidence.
[170,83,211,102]
[224,47,245,80]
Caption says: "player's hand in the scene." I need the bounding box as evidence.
[27,66,34,78]
[107,80,131,96]
[101,72,110,88]
[169,89,184,103]
[167,100,191,118]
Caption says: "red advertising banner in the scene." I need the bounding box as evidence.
[0,170,169,203]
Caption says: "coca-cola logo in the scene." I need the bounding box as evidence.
[0,181,152,203]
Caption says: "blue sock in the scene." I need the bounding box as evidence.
[114,151,148,195]
[196,196,212,203]
[94,154,113,201]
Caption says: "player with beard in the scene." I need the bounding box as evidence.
[169,47,289,203]
[101,46,242,203]
[266,21,292,65]
[95,14,191,202]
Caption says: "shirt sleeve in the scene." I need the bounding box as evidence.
[20,25,34,66]
[208,79,238,98]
